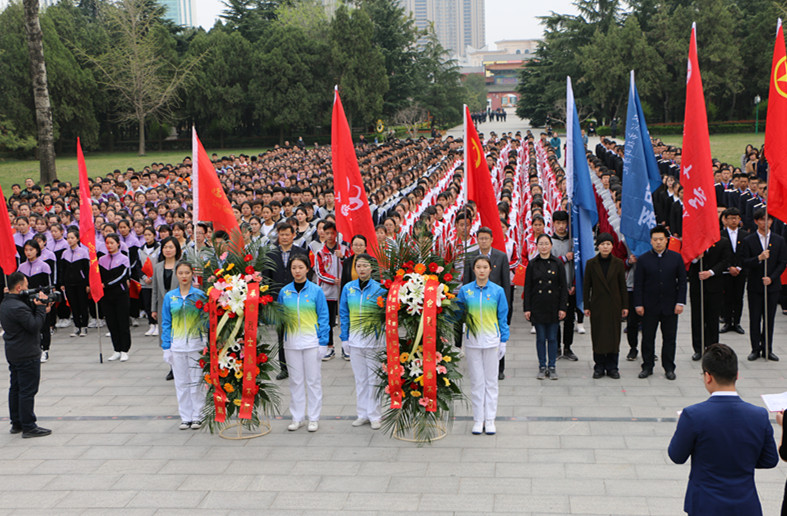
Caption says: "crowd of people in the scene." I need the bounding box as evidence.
[2,120,785,440]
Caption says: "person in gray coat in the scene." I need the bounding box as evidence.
[151,237,181,381]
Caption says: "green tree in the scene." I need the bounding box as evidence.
[220,0,288,42]
[330,5,388,129]
[412,32,465,127]
[464,73,487,112]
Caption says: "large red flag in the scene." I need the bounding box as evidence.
[464,105,505,252]
[331,87,378,255]
[681,23,719,264]
[77,138,104,302]
[0,183,17,275]
[192,128,241,241]
[766,19,787,221]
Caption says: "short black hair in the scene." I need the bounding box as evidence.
[472,255,492,268]
[552,210,569,222]
[7,271,26,291]
[722,207,741,218]
[701,343,738,385]
[477,226,493,238]
[650,225,669,238]
[753,207,768,221]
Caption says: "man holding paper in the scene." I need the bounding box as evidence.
[669,344,778,516]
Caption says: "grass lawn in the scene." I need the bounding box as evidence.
[0,147,267,192]
[654,132,764,167]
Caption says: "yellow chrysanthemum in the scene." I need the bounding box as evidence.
[411,390,422,397]
[443,356,452,362]
[233,399,241,406]
[399,352,410,363]
[234,370,243,380]
[260,284,268,293]
[444,377,451,387]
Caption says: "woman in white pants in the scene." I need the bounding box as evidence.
[456,256,510,435]
[339,253,386,429]
[277,255,330,432]
[160,261,208,430]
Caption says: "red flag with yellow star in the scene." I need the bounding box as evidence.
[766,19,787,221]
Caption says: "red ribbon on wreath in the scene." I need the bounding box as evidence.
[422,277,439,412]
[239,282,260,419]
[385,278,405,409]
[208,288,228,422]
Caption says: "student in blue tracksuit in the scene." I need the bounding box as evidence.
[277,255,329,433]
[339,253,386,430]
[160,261,208,430]
[456,255,509,436]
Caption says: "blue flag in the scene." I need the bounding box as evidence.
[566,77,598,312]
[621,71,660,257]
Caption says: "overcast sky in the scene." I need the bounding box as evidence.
[195,0,580,45]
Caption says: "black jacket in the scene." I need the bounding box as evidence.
[265,244,310,296]
[633,249,687,315]
[688,238,732,295]
[0,294,45,364]
[742,231,787,294]
[523,254,568,324]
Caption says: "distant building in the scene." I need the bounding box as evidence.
[398,0,485,58]
[460,40,541,110]
[159,0,196,27]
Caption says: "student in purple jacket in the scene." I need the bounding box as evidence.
[60,228,90,338]
[18,240,52,362]
[99,233,132,362]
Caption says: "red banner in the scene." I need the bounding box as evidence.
[331,88,378,257]
[385,278,404,409]
[421,278,439,412]
[239,283,260,419]
[208,288,227,422]
[766,20,787,221]
[680,24,719,264]
[193,129,241,241]
[0,183,17,275]
[77,138,104,302]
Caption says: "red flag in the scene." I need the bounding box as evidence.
[77,138,104,302]
[192,128,241,241]
[766,19,787,221]
[464,106,506,252]
[680,23,719,264]
[331,87,378,256]
[0,183,17,275]
[141,256,153,278]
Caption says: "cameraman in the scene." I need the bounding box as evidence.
[0,271,52,437]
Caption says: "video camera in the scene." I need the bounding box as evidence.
[20,286,63,305]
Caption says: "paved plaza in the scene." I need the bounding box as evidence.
[1,298,786,515]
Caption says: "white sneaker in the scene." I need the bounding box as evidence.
[119,352,129,362]
[40,351,48,363]
[472,421,484,435]
[485,419,496,435]
[370,420,382,430]
[179,421,190,430]
[530,326,536,334]
[307,421,319,432]
[144,324,154,336]
[151,325,159,336]
[130,318,139,327]
[288,421,303,431]
[577,324,586,334]
[87,318,98,329]
[98,319,105,328]
[105,332,111,337]
[107,352,121,361]
[55,319,70,328]
[352,418,370,427]
[190,421,202,430]
[69,329,80,338]
[79,328,88,337]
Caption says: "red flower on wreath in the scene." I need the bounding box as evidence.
[257,353,269,364]
[227,312,236,319]
[244,254,253,262]
[428,262,438,272]
[245,265,255,275]
[195,300,204,309]
[443,273,453,282]
[217,307,225,316]
[382,279,392,289]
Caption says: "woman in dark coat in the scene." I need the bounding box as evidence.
[583,233,628,379]
[523,234,568,380]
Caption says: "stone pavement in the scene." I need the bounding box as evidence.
[1,297,786,515]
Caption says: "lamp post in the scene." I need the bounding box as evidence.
[755,95,761,134]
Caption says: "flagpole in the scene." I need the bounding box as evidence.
[699,256,705,355]
[95,299,103,363]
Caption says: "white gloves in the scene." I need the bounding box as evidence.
[498,342,506,360]
[163,350,173,365]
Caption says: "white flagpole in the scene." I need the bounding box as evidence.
[192,126,199,231]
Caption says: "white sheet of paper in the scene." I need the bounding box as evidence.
[761,392,787,412]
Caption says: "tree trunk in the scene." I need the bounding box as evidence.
[23,0,56,184]
[138,116,146,155]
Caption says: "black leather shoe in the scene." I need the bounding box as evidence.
[626,349,638,361]
[691,352,702,361]
[498,371,505,380]
[638,369,653,379]
[563,349,578,361]
[592,370,604,379]
[165,369,174,381]
[747,351,760,361]
[276,370,289,380]
[22,426,51,439]
[665,371,676,381]
[607,371,621,379]
[719,324,732,334]
[768,352,780,362]
[733,325,745,335]
[9,425,22,434]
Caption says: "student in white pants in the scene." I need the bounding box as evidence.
[160,262,208,430]
[277,255,330,432]
[339,253,386,429]
[456,256,510,435]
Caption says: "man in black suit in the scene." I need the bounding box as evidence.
[742,209,787,361]
[265,222,311,379]
[688,238,731,361]
[633,226,687,380]
[720,208,747,334]
[464,226,512,380]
